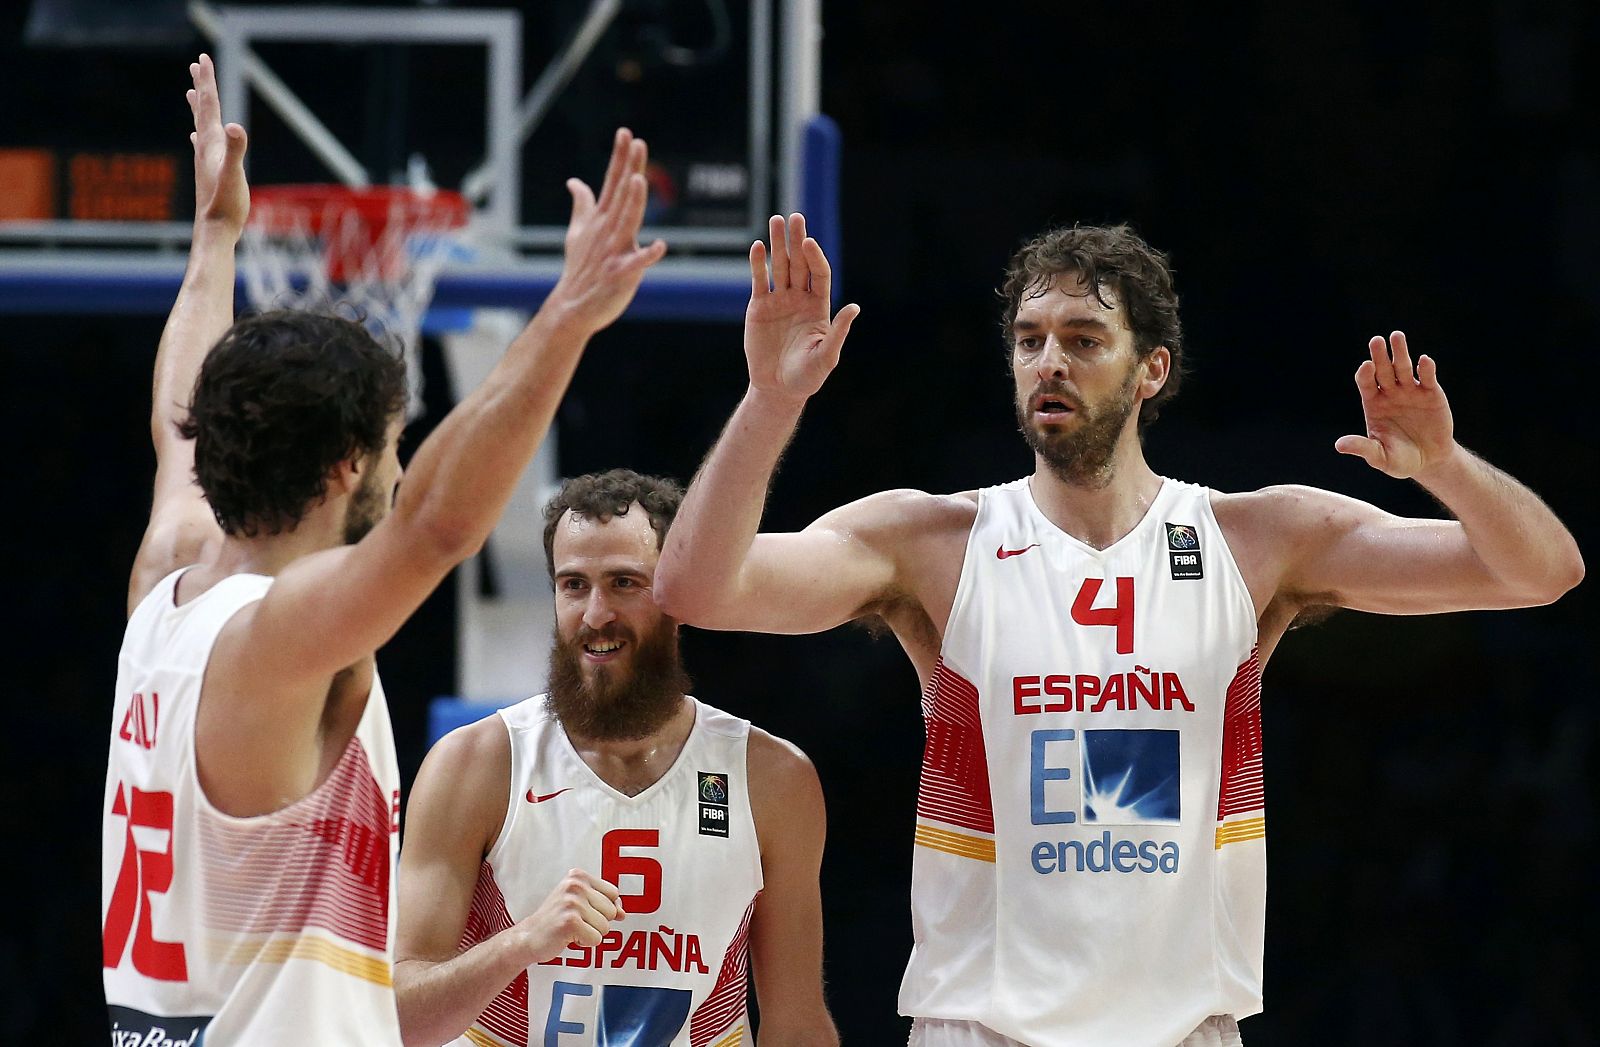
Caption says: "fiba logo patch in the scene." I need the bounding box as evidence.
[697,772,729,837]
[1164,522,1204,580]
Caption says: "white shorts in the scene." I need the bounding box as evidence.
[907,1014,1243,1047]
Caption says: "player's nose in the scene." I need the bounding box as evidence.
[1035,335,1070,380]
[582,590,617,629]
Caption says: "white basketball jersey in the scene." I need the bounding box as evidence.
[103,568,404,1045]
[453,696,763,1047]
[899,478,1265,1047]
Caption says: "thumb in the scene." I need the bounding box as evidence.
[567,178,595,221]
[818,303,861,369]
[1334,434,1386,469]
[222,123,249,167]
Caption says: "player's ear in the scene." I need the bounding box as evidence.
[1139,347,1171,400]
[326,456,361,497]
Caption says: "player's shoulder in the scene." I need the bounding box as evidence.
[745,725,825,849]
[406,712,513,849]
[813,487,978,541]
[1211,483,1378,535]
[744,725,821,791]
[420,712,511,784]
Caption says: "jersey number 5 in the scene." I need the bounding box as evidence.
[1071,577,1134,654]
[601,829,663,916]
[103,783,187,980]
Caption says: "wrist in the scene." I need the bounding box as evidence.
[190,218,243,251]
[745,383,809,418]
[1414,442,1474,489]
[530,293,602,346]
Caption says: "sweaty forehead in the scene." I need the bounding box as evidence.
[553,505,659,568]
[1018,271,1126,323]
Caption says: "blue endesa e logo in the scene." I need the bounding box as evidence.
[1028,728,1183,875]
[545,981,692,1045]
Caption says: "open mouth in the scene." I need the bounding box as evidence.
[582,637,627,661]
[1032,394,1077,421]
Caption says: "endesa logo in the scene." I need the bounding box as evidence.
[1029,728,1181,875]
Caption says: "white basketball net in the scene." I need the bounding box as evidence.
[241,190,467,418]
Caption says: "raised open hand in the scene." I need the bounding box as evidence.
[744,213,860,406]
[1334,331,1457,479]
[186,54,249,236]
[548,128,669,334]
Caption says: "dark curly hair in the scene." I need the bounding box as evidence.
[999,223,1184,429]
[542,469,685,577]
[177,311,408,537]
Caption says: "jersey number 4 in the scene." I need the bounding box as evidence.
[103,783,187,980]
[1071,577,1135,654]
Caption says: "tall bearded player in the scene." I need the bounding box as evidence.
[653,215,1583,1046]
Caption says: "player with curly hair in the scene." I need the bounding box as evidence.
[102,54,665,1045]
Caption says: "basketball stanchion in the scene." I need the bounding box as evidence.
[241,184,471,418]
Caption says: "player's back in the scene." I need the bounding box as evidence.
[454,695,763,1047]
[103,567,403,1045]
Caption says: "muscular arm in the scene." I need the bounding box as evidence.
[655,389,908,633]
[395,719,622,1047]
[1222,333,1582,640]
[746,730,837,1047]
[209,130,666,713]
[127,55,243,613]
[655,212,892,633]
[1229,459,1581,619]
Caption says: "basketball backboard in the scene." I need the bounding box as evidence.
[0,0,841,715]
[0,0,840,322]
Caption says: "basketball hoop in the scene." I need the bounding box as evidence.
[242,184,471,418]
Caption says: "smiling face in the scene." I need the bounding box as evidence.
[546,504,688,740]
[1010,272,1162,486]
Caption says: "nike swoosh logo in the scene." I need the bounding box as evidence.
[996,543,1040,559]
[525,788,572,804]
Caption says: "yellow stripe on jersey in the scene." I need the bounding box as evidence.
[208,934,393,987]
[712,1025,746,1047]
[915,823,997,863]
[1214,816,1266,849]
[464,1027,505,1047]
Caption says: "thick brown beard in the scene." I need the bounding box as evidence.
[546,618,691,741]
[1016,366,1140,487]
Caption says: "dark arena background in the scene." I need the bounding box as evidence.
[4,2,1596,1044]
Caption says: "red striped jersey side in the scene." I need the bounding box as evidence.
[688,893,758,1046]
[199,738,391,952]
[459,861,530,1047]
[1217,648,1264,820]
[916,659,995,834]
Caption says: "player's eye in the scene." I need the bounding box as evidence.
[1077,337,1100,350]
